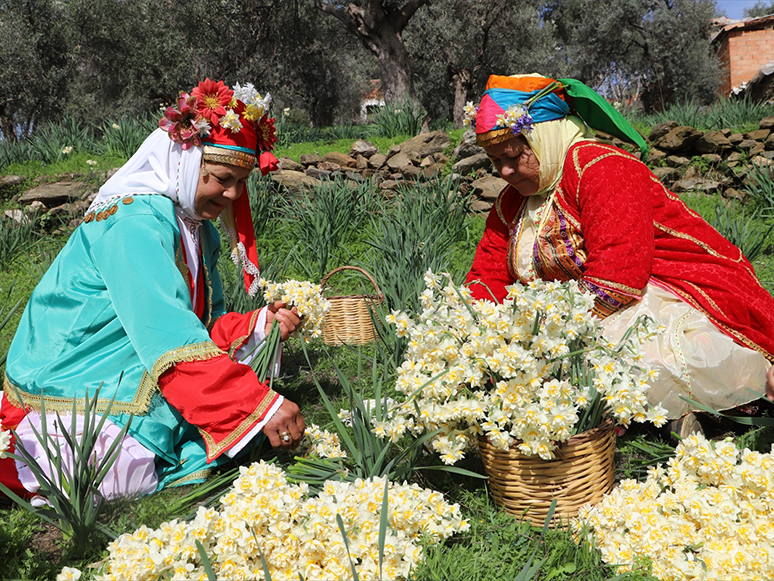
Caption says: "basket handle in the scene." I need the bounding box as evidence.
[320,266,384,301]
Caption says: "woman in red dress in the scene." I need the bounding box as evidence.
[465,74,774,428]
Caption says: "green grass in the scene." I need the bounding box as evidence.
[3,154,127,180]
[3,120,774,579]
[273,134,413,162]
[412,490,658,581]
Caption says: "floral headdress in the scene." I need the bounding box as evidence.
[159,78,279,176]
[468,75,570,148]
[159,79,280,296]
[469,74,648,155]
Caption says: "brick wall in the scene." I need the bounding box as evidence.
[722,26,774,95]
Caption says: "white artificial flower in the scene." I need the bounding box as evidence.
[192,116,211,136]
[220,109,242,133]
[232,82,258,103]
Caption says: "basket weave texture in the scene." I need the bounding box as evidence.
[320,266,383,346]
[478,417,616,526]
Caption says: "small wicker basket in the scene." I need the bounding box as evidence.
[478,417,616,526]
[320,266,384,346]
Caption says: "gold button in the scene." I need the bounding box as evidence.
[109,204,118,215]
[96,212,103,222]
[84,212,94,223]
[122,197,134,204]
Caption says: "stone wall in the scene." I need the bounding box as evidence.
[5,117,774,227]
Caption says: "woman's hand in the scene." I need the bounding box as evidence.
[263,399,306,450]
[264,300,301,341]
[766,366,774,401]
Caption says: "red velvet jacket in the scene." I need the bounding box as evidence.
[466,141,774,361]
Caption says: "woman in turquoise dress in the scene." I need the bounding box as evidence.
[0,79,302,499]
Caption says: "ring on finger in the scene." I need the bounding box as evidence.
[280,431,291,443]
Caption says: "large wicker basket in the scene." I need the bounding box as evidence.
[320,266,384,346]
[478,417,616,526]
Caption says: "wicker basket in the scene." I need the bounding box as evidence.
[320,266,384,346]
[478,417,616,526]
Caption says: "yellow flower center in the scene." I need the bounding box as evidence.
[203,94,221,110]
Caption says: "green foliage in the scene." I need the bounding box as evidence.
[0,141,35,173]
[361,176,472,312]
[708,205,773,263]
[0,210,40,270]
[280,177,372,281]
[369,97,428,139]
[615,429,675,481]
[0,508,64,581]
[0,386,130,554]
[97,114,158,159]
[0,283,25,367]
[413,491,656,581]
[743,164,774,218]
[26,118,95,165]
[629,97,774,132]
[743,1,774,18]
[287,344,484,492]
[548,0,720,111]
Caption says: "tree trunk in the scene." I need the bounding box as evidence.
[374,29,414,102]
[314,0,430,103]
[450,67,472,128]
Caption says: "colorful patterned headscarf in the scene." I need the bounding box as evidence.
[470,74,647,156]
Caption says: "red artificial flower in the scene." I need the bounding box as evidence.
[258,151,279,176]
[159,91,205,150]
[257,114,278,152]
[192,79,233,127]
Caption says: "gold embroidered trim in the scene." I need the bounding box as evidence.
[228,310,261,359]
[200,389,280,460]
[571,142,632,177]
[495,188,508,227]
[578,151,633,183]
[683,281,726,318]
[175,245,190,284]
[4,373,155,416]
[655,280,774,361]
[168,469,211,488]
[202,145,256,170]
[554,185,582,230]
[585,276,643,297]
[654,222,744,263]
[5,342,225,415]
[149,341,224,383]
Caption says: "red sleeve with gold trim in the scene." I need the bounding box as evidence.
[209,309,261,357]
[466,186,523,302]
[559,143,653,317]
[158,355,278,462]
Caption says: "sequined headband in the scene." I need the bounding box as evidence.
[201,145,256,170]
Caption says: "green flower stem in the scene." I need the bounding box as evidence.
[244,319,282,386]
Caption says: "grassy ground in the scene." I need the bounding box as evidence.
[1,121,774,579]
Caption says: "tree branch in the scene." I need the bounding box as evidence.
[392,0,431,32]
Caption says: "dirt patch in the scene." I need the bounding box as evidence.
[30,520,64,561]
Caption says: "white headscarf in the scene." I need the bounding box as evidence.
[524,115,595,196]
[88,128,205,301]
